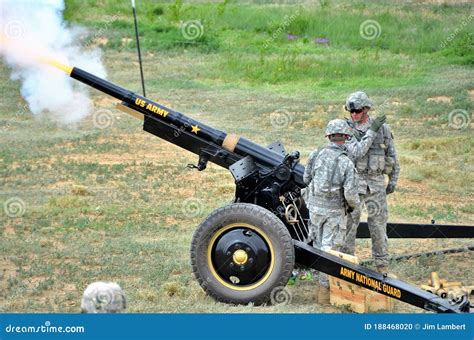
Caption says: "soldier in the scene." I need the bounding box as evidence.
[341,91,400,273]
[303,119,359,304]
[303,114,386,292]
[81,281,126,313]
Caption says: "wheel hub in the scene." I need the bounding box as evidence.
[232,249,248,265]
[211,227,271,286]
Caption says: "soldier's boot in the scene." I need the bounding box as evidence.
[318,286,330,305]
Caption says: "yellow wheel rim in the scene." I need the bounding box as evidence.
[207,223,275,291]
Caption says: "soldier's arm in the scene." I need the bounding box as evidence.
[385,125,400,186]
[303,149,319,185]
[342,159,360,208]
[345,129,377,161]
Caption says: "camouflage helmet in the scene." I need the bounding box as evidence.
[81,282,126,313]
[345,91,373,111]
[325,119,352,136]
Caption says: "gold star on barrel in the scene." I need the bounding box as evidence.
[191,125,200,134]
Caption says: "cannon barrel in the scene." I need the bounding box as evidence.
[70,67,305,182]
[71,67,225,145]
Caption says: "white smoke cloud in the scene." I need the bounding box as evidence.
[0,0,107,124]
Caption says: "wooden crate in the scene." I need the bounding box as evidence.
[328,250,394,313]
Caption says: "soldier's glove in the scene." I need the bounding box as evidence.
[386,182,396,194]
[370,114,386,133]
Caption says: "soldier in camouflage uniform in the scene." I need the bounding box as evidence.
[303,113,386,291]
[341,91,400,273]
[81,282,126,313]
[303,119,360,304]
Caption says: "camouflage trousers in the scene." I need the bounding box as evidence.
[341,190,389,267]
[309,211,346,287]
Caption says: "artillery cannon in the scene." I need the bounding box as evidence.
[49,62,473,313]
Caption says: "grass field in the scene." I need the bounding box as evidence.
[1,0,473,313]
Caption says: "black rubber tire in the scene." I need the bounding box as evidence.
[190,203,294,305]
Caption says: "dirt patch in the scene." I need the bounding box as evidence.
[90,37,108,48]
[46,180,77,190]
[63,283,77,292]
[393,178,473,206]
[51,239,67,251]
[427,96,452,104]
[50,258,81,267]
[468,89,474,101]
[388,99,405,106]
[397,178,429,192]
[3,224,16,236]
[121,38,132,46]
[0,257,18,290]
[94,96,118,108]
[26,276,48,289]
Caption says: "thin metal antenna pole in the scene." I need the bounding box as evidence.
[131,0,146,97]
